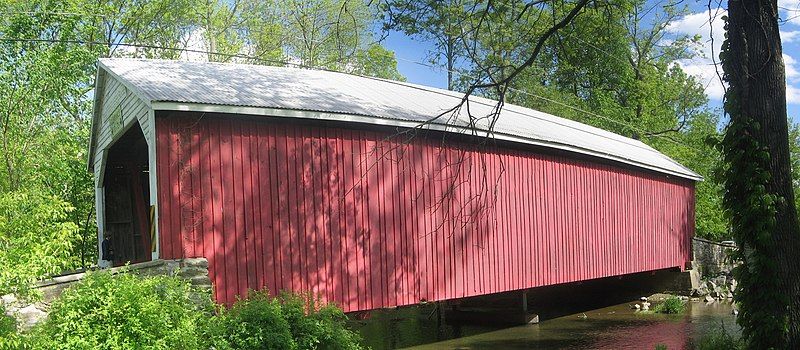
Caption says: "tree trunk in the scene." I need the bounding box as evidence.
[724,0,800,347]
[446,34,455,90]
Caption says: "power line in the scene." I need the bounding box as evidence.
[0,37,310,69]
[395,54,697,152]
[2,35,701,154]
[0,11,107,17]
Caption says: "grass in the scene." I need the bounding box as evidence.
[656,323,742,350]
[652,295,685,314]
[693,323,742,350]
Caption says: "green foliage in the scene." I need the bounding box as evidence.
[415,0,728,239]
[665,113,727,240]
[193,0,403,80]
[0,0,405,298]
[279,293,364,350]
[212,292,295,350]
[352,44,406,82]
[212,291,364,350]
[28,272,212,350]
[0,274,364,350]
[384,1,728,240]
[652,295,685,314]
[789,122,800,213]
[0,0,102,275]
[0,191,78,298]
[383,0,467,88]
[692,324,743,350]
[0,306,15,339]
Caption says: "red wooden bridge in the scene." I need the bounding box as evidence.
[90,59,699,312]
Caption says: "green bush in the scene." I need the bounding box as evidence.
[213,291,365,350]
[29,272,212,350]
[0,272,364,350]
[0,191,78,299]
[693,324,742,350]
[0,306,13,338]
[279,293,364,350]
[653,295,685,314]
[212,292,294,350]
[0,305,19,349]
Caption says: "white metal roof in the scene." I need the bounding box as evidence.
[96,58,701,181]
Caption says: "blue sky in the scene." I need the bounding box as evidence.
[382,1,800,120]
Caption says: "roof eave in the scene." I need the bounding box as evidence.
[87,67,105,173]
[150,101,704,182]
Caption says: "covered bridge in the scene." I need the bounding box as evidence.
[89,58,700,312]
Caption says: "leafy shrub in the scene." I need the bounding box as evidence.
[693,324,742,350]
[0,305,20,349]
[212,291,365,350]
[212,292,294,350]
[0,191,78,298]
[653,295,685,314]
[0,306,13,338]
[279,293,364,350]
[29,272,211,350]
[0,271,364,350]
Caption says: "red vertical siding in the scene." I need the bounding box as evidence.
[156,115,696,312]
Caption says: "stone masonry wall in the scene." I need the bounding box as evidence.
[691,237,738,301]
[1,258,210,330]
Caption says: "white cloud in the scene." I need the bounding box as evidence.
[666,8,727,100]
[785,54,800,103]
[180,28,209,62]
[666,9,726,56]
[782,30,800,43]
[667,7,800,104]
[785,54,799,79]
[779,0,800,26]
[787,84,800,104]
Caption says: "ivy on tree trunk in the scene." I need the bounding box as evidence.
[720,0,800,347]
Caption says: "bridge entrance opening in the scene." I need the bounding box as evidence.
[102,122,151,266]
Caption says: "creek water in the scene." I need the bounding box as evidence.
[353,299,739,350]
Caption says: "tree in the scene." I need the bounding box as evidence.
[192,0,284,63]
[395,0,726,239]
[0,0,102,270]
[0,192,78,298]
[283,0,381,73]
[720,0,800,347]
[89,0,196,58]
[188,0,404,79]
[0,0,407,290]
[351,43,406,81]
[383,0,467,89]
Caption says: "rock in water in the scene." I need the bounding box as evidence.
[704,295,715,303]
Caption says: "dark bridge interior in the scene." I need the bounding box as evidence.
[103,122,151,266]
